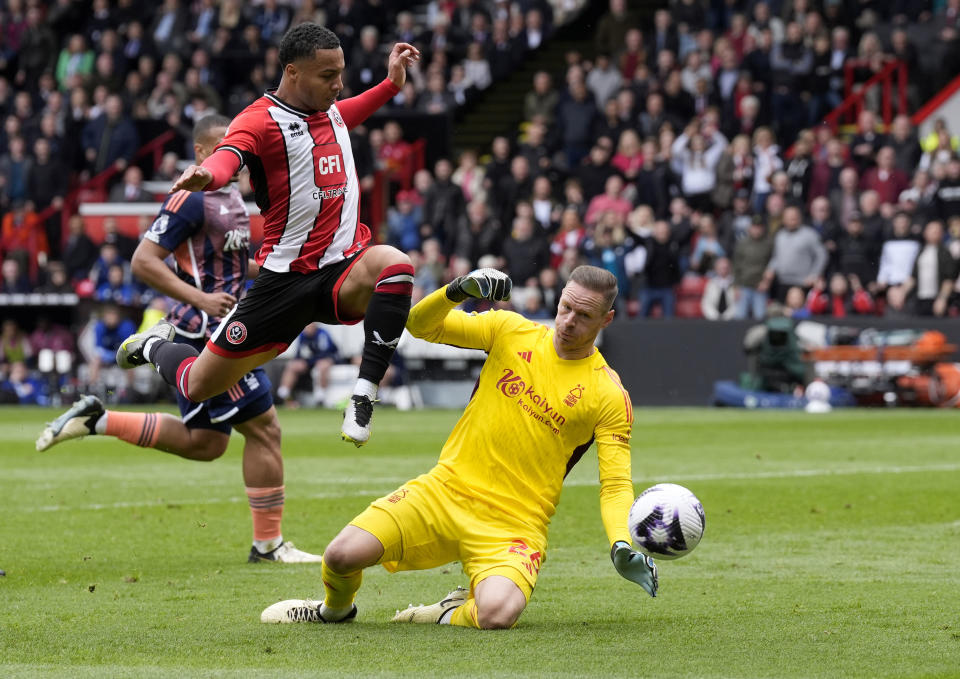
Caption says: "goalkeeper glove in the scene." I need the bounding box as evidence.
[611,541,658,598]
[446,268,512,303]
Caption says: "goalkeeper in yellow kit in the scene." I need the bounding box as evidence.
[261,265,657,629]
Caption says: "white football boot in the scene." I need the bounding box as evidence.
[116,319,176,369]
[36,395,104,452]
[260,599,357,624]
[248,541,323,563]
[341,394,375,447]
[392,586,469,624]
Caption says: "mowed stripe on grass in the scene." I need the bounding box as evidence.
[1,406,959,678]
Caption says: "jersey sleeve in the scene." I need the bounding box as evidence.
[406,286,523,352]
[214,107,265,169]
[143,191,205,252]
[336,79,400,130]
[594,365,635,547]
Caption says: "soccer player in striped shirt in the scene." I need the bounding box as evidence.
[261,266,658,627]
[37,115,321,563]
[115,24,421,446]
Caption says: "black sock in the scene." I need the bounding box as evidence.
[359,263,414,384]
[151,339,199,386]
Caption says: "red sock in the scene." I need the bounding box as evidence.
[104,411,161,448]
[246,486,284,542]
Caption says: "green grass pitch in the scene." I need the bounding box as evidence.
[2,406,959,678]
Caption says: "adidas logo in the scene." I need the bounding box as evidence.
[517,351,532,363]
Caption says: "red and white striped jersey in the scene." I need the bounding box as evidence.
[213,79,398,274]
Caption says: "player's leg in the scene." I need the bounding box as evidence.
[335,244,414,445]
[37,393,231,456]
[453,575,528,630]
[233,405,321,563]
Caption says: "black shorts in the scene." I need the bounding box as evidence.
[208,249,368,358]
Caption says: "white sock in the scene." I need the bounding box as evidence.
[142,336,161,363]
[353,378,378,400]
[319,602,353,621]
[94,413,108,434]
[254,536,283,554]
[438,606,459,624]
[277,385,291,400]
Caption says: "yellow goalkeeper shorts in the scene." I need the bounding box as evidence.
[349,472,545,601]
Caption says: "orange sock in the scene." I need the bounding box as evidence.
[246,486,284,542]
[104,411,161,448]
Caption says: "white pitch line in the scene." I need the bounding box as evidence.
[564,462,960,486]
[27,462,960,513]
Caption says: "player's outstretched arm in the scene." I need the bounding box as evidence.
[170,149,240,193]
[611,542,658,597]
[406,269,513,348]
[387,43,420,89]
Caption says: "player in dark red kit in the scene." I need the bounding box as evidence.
[117,24,421,446]
[38,115,322,563]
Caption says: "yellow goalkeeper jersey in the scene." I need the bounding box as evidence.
[406,288,635,546]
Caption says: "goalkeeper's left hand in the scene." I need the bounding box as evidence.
[611,541,658,597]
[445,268,512,303]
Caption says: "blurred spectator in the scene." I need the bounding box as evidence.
[452,149,485,205]
[860,146,909,206]
[277,323,339,408]
[0,361,47,405]
[807,273,876,317]
[888,115,922,175]
[752,127,782,213]
[62,215,98,282]
[876,214,920,293]
[81,94,139,173]
[0,319,31,366]
[849,109,887,174]
[596,0,638,56]
[701,257,737,320]
[95,262,137,305]
[153,151,181,182]
[37,261,74,294]
[17,7,57,86]
[557,79,598,167]
[452,199,502,268]
[422,158,464,250]
[897,221,955,317]
[88,305,135,389]
[761,205,827,300]
[732,218,773,320]
[463,42,492,92]
[584,174,631,227]
[101,217,138,260]
[524,71,558,125]
[502,215,548,286]
[671,121,727,211]
[493,155,532,229]
[386,189,422,253]
[834,212,878,293]
[690,214,726,276]
[0,136,33,209]
[586,53,622,108]
[27,139,68,253]
[55,34,95,90]
[712,135,754,210]
[530,175,560,233]
[1,201,48,278]
[108,165,152,202]
[88,242,128,289]
[575,142,616,202]
[638,221,681,318]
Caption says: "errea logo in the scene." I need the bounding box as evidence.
[288,122,304,138]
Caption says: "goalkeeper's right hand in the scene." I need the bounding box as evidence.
[446,268,512,303]
[611,541,658,598]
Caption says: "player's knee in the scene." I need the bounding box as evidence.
[192,435,228,461]
[320,538,359,573]
[475,601,524,630]
[475,589,525,630]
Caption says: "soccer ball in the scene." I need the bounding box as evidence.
[628,483,705,560]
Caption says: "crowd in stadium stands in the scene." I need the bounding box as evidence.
[4,0,960,402]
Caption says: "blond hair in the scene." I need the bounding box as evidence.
[568,265,618,311]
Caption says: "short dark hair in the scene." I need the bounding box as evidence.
[279,23,340,67]
[568,265,618,311]
[193,113,231,142]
